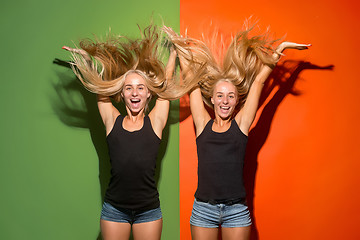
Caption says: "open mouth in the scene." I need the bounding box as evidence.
[220,106,230,110]
[130,99,141,104]
[130,98,142,109]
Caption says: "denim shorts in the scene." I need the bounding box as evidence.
[100,202,162,224]
[190,198,252,228]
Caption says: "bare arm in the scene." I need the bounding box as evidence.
[63,46,120,135]
[235,42,311,135]
[148,48,177,139]
[190,87,211,137]
[170,34,211,137]
[97,95,120,135]
[163,26,211,136]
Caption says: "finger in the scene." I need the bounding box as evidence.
[297,44,312,50]
[62,46,78,53]
[298,44,311,47]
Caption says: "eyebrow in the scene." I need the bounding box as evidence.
[124,84,146,87]
[216,91,236,94]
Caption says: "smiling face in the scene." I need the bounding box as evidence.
[121,72,151,115]
[211,80,238,120]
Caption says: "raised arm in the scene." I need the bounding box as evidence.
[148,47,177,138]
[97,95,120,135]
[235,42,311,135]
[163,26,211,136]
[174,36,211,136]
[63,46,120,135]
[190,87,211,137]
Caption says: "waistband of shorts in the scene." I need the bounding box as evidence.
[104,199,160,213]
[196,197,246,206]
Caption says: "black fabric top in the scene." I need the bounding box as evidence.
[104,115,161,211]
[195,119,248,201]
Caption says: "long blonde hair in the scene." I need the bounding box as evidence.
[164,23,278,108]
[69,24,182,102]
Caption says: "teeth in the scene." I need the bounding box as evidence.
[220,106,230,110]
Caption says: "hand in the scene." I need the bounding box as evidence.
[163,26,187,43]
[62,46,88,56]
[274,42,311,61]
[163,26,182,57]
[162,26,179,38]
[62,45,92,62]
[169,44,177,56]
[277,42,311,53]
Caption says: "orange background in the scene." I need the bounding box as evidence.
[179,0,360,239]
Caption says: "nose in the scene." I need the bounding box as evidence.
[223,97,228,104]
[131,89,138,96]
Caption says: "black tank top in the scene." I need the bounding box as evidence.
[104,115,161,211]
[195,119,248,201]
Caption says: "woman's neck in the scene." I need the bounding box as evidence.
[214,115,231,127]
[125,108,145,122]
[212,117,232,133]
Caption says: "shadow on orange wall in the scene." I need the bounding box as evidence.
[244,61,333,239]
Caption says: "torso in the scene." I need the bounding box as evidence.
[195,118,248,201]
[104,115,161,211]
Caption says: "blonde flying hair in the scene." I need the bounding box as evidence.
[163,22,278,108]
[69,24,182,103]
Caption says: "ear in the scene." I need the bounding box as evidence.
[211,97,214,105]
[147,91,151,99]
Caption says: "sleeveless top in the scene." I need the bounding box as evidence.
[195,119,248,201]
[104,115,161,211]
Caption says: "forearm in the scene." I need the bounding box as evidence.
[243,41,311,128]
[254,42,286,84]
[254,64,273,84]
[165,49,177,79]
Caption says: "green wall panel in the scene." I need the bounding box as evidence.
[0,0,179,239]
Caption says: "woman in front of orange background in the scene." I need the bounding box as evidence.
[165,26,310,240]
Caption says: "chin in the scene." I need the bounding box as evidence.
[220,115,232,120]
[216,109,233,120]
[126,105,145,114]
[132,106,145,113]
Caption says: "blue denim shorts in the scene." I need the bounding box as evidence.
[190,198,252,228]
[100,202,162,224]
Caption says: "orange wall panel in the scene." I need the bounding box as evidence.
[180,0,360,239]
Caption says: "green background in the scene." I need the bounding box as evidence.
[0,0,179,239]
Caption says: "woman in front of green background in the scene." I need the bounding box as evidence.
[63,25,179,240]
[165,25,310,240]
